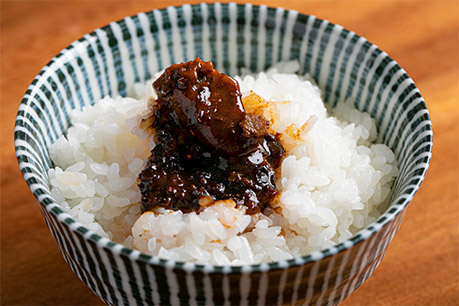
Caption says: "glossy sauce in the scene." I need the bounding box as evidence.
[138,58,285,214]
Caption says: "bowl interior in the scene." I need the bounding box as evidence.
[15,3,432,269]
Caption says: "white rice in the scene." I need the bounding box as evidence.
[48,61,398,265]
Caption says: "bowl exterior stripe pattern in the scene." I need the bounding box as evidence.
[15,3,432,305]
[36,196,406,305]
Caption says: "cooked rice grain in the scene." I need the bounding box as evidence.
[48,62,397,265]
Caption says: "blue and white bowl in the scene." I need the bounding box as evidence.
[15,3,432,305]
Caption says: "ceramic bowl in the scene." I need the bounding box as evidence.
[15,3,432,305]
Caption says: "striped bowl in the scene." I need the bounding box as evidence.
[14,3,432,305]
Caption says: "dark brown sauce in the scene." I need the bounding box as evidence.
[138,58,285,214]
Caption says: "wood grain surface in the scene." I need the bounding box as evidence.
[1,1,458,305]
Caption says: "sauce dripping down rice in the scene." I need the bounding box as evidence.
[48,61,398,265]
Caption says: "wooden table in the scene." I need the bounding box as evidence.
[1,1,457,305]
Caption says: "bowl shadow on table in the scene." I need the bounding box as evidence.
[2,203,103,305]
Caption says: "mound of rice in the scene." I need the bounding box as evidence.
[48,62,398,265]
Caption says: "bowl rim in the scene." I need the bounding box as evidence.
[15,2,433,273]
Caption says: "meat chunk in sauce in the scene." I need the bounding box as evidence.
[138,58,285,214]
